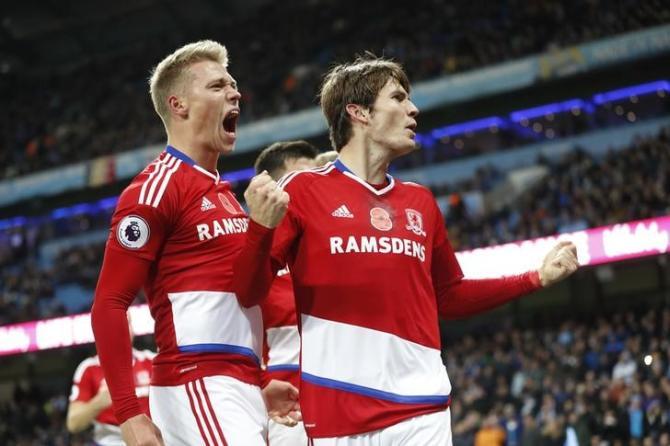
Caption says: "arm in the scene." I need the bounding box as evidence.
[91,248,150,422]
[92,247,165,446]
[233,172,291,307]
[66,386,111,433]
[434,239,579,320]
[233,220,285,307]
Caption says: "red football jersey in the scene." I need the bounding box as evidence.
[69,350,154,443]
[102,146,261,387]
[269,160,461,437]
[235,160,541,438]
[260,268,300,388]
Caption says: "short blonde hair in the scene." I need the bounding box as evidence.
[149,40,229,129]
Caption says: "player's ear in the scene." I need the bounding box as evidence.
[167,95,188,119]
[345,103,370,126]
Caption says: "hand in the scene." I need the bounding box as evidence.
[262,379,301,427]
[244,172,290,228]
[538,241,579,287]
[91,381,112,412]
[120,414,164,446]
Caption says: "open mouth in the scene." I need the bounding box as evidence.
[222,109,240,136]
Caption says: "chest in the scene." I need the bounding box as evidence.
[171,185,248,249]
[295,181,434,265]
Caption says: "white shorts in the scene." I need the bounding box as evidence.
[269,420,308,446]
[310,409,451,446]
[150,375,268,446]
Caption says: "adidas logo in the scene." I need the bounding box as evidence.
[200,197,216,211]
[331,205,354,218]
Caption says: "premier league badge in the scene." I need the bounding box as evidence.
[117,215,150,249]
[370,207,393,231]
[405,209,426,237]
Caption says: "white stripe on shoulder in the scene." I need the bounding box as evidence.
[278,164,335,189]
[139,157,169,205]
[72,356,100,383]
[143,155,177,206]
[151,159,182,208]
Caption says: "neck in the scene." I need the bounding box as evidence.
[338,138,390,184]
[167,130,219,172]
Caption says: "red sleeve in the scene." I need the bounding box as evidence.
[91,247,152,423]
[70,363,96,403]
[233,195,302,308]
[430,200,542,320]
[91,182,172,423]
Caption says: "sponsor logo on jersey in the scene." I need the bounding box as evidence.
[196,218,249,240]
[200,196,216,211]
[370,207,392,231]
[117,215,150,249]
[405,209,426,237]
[218,192,240,214]
[330,235,425,262]
[331,205,354,218]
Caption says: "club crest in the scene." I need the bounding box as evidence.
[405,209,426,237]
[370,207,393,231]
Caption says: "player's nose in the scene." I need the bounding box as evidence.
[227,88,242,102]
[407,101,419,117]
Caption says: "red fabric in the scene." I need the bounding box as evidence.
[91,249,151,423]
[69,351,154,426]
[432,239,542,320]
[93,148,262,423]
[233,220,276,308]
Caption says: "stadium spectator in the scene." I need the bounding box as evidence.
[2,0,668,179]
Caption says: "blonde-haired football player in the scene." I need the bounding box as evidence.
[92,40,293,446]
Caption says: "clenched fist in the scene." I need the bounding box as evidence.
[244,171,290,228]
[538,240,579,287]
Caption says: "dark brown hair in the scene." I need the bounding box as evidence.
[319,54,410,151]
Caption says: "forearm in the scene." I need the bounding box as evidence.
[438,271,542,320]
[91,297,140,423]
[233,219,277,307]
[66,400,105,433]
[91,249,149,423]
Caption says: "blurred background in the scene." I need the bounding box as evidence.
[0,0,669,444]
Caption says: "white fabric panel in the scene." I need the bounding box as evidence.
[168,291,262,358]
[301,314,451,397]
[266,326,300,366]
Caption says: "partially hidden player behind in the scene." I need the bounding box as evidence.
[234,54,580,444]
[67,313,154,446]
[253,140,319,445]
[91,40,295,446]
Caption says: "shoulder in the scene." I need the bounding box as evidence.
[277,162,337,192]
[398,180,436,201]
[118,153,187,211]
[72,356,100,382]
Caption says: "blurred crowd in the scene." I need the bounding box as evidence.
[2,0,668,179]
[0,380,70,445]
[447,127,670,250]
[1,125,669,324]
[447,305,670,445]
[2,303,669,444]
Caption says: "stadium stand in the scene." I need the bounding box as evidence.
[2,1,670,444]
[2,0,669,180]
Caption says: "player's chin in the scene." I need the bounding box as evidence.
[217,134,237,154]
